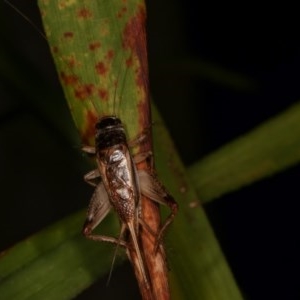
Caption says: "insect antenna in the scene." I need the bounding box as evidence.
[109,56,131,121]
[106,224,126,286]
[111,53,126,118]
[3,0,97,119]
[4,0,47,41]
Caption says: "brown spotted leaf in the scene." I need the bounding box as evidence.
[38,0,150,147]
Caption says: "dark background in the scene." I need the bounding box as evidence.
[0,1,299,299]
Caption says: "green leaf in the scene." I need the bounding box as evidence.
[189,102,300,203]
[152,106,243,300]
[39,0,149,146]
[0,211,120,300]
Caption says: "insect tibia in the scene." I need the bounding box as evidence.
[154,195,178,252]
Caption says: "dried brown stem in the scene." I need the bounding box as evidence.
[127,161,170,300]
[124,4,170,293]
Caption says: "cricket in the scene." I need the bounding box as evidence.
[81,114,178,289]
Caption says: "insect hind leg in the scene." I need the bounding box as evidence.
[154,194,178,252]
[83,221,128,249]
[82,145,96,155]
[128,124,153,148]
[84,169,101,187]
[138,169,179,252]
[83,232,128,248]
[138,194,178,253]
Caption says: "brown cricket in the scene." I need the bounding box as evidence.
[82,115,178,290]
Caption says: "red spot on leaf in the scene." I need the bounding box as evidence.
[74,84,95,101]
[137,99,151,150]
[113,79,118,88]
[82,110,98,144]
[105,49,114,60]
[126,57,133,67]
[66,57,77,68]
[77,8,92,19]
[89,42,101,51]
[117,6,128,18]
[135,67,145,88]
[60,72,79,86]
[122,5,149,92]
[98,88,109,100]
[64,32,74,38]
[52,46,59,53]
[40,9,46,18]
[95,62,107,76]
[122,6,146,50]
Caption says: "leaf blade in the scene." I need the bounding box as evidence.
[0,211,120,300]
[38,0,149,146]
[189,102,300,203]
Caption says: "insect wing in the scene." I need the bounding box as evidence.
[83,182,112,234]
[101,146,139,224]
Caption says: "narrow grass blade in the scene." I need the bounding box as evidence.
[0,211,120,300]
[152,106,243,300]
[188,102,300,203]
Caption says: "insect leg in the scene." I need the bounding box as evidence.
[82,145,100,186]
[133,151,153,164]
[154,193,178,252]
[84,169,101,187]
[84,233,127,247]
[82,145,96,154]
[82,182,127,248]
[138,170,178,252]
[128,125,152,148]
